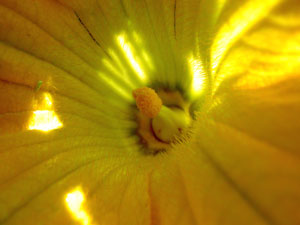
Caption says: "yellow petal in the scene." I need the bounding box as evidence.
[213,0,300,92]
[1,0,300,225]
[173,112,300,225]
[211,0,282,77]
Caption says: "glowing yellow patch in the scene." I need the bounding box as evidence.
[131,31,154,71]
[28,93,63,132]
[211,0,280,75]
[28,110,62,132]
[117,34,147,81]
[43,93,52,108]
[65,188,90,225]
[188,55,205,95]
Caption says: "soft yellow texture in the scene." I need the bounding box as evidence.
[0,0,300,225]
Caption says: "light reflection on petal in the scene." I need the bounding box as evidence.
[117,34,147,82]
[99,31,154,100]
[28,110,62,132]
[28,93,63,132]
[211,0,281,76]
[188,55,206,96]
[65,187,91,225]
[43,93,53,108]
[131,31,154,71]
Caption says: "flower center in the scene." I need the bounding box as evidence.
[133,87,191,154]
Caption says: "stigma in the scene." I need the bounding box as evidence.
[133,87,191,152]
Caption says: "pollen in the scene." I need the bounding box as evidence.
[133,87,162,118]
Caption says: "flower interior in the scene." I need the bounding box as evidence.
[133,87,193,154]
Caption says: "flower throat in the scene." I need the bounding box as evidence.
[133,87,191,154]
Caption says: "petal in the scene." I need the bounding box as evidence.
[1,1,300,225]
[211,0,300,154]
[214,0,300,91]
[185,0,300,220]
[151,1,300,224]
[0,1,146,224]
[173,113,300,225]
[162,77,300,225]
[147,79,300,225]
[211,0,282,77]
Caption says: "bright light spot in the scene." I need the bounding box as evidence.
[188,56,205,95]
[28,110,62,132]
[117,35,147,81]
[28,93,63,132]
[65,188,90,225]
[43,93,52,107]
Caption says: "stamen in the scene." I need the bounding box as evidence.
[133,87,162,118]
[152,106,190,143]
[133,87,191,149]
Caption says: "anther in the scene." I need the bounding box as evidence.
[133,87,162,118]
[133,87,191,145]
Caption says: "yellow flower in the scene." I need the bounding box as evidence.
[0,0,300,225]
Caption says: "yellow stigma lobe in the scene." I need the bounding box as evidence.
[133,87,162,118]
